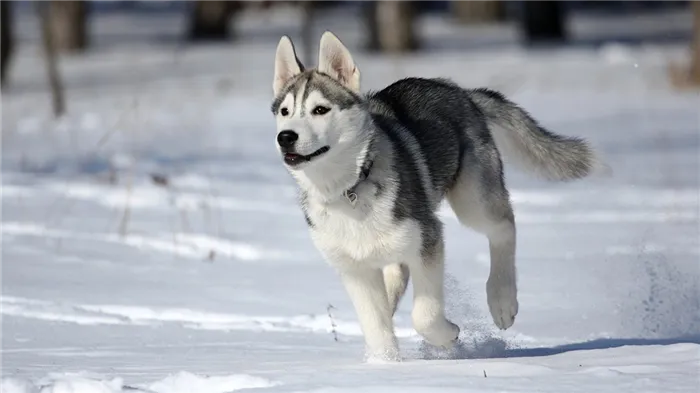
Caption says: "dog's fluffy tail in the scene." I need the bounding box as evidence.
[468,88,607,182]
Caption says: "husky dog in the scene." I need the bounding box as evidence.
[271,31,602,361]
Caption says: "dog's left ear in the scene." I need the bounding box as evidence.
[318,31,360,93]
[273,36,304,96]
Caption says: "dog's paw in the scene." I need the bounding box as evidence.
[486,277,518,330]
[418,338,465,360]
[364,346,402,363]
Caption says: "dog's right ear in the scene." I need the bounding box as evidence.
[273,36,304,96]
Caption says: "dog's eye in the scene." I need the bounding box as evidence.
[280,108,289,116]
[312,106,330,116]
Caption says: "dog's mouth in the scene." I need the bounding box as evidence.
[283,146,330,167]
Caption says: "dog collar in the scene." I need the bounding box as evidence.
[343,159,373,207]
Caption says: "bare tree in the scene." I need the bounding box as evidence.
[451,1,504,24]
[670,1,700,89]
[39,3,66,117]
[362,1,381,51]
[188,1,240,41]
[1,0,14,86]
[520,1,567,45]
[690,0,700,85]
[49,1,88,52]
[365,1,418,53]
[300,1,316,64]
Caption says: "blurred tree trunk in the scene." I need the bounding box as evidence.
[362,1,380,51]
[521,1,567,45]
[451,1,505,24]
[690,0,700,85]
[364,1,418,53]
[1,0,14,86]
[300,1,316,64]
[188,1,239,41]
[49,1,88,52]
[39,2,66,117]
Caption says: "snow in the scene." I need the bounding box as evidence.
[1,371,278,393]
[2,5,699,393]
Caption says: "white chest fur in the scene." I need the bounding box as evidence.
[306,185,422,268]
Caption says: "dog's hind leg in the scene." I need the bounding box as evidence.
[447,143,518,330]
[383,264,409,316]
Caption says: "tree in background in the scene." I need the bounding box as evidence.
[669,1,700,89]
[451,1,505,24]
[364,1,418,53]
[521,1,567,45]
[300,1,317,64]
[362,1,380,51]
[188,0,240,41]
[49,1,88,52]
[39,2,66,117]
[1,0,14,86]
[690,0,700,85]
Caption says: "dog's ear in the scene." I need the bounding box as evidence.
[273,36,304,96]
[318,31,360,93]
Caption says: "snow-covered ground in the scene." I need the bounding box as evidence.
[2,5,699,393]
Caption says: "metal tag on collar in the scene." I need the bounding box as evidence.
[343,190,358,207]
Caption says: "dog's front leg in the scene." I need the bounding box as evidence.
[339,267,400,362]
[408,236,460,348]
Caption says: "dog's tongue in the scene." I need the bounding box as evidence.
[285,153,302,160]
[284,153,306,165]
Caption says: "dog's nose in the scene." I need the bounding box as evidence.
[277,130,299,148]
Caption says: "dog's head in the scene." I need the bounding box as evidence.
[271,32,366,170]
